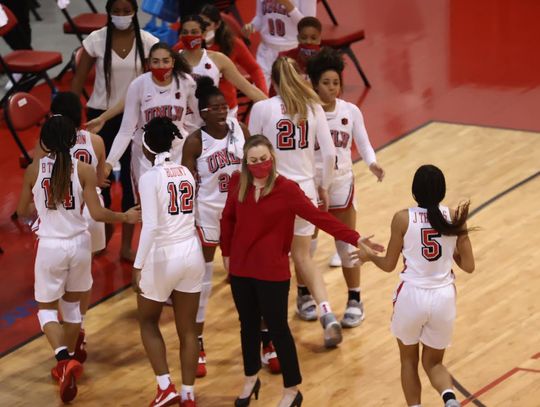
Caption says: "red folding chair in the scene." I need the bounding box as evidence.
[317,0,371,87]
[60,0,107,44]
[3,92,49,168]
[0,6,63,105]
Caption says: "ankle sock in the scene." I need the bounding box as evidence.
[198,335,205,352]
[297,285,310,297]
[156,374,171,391]
[54,346,70,361]
[318,301,332,316]
[181,385,194,401]
[348,288,361,302]
[441,389,456,403]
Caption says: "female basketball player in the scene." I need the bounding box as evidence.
[356,164,474,407]
[133,117,204,407]
[242,0,317,88]
[248,57,342,348]
[306,48,385,328]
[16,115,139,403]
[220,135,381,407]
[177,15,267,108]
[181,76,252,377]
[103,42,200,197]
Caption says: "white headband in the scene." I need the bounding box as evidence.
[143,134,170,166]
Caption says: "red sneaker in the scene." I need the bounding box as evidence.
[196,351,207,378]
[73,330,87,364]
[149,383,180,407]
[55,359,83,403]
[261,342,281,374]
[180,397,196,407]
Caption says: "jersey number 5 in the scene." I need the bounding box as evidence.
[276,119,308,150]
[167,180,194,215]
[421,228,442,261]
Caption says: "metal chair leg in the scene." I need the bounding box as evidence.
[322,0,339,26]
[343,46,370,87]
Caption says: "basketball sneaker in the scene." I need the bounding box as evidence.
[329,252,342,267]
[180,393,196,407]
[261,341,281,374]
[320,312,343,348]
[73,329,87,363]
[445,400,461,407]
[196,350,207,378]
[150,383,180,407]
[53,359,83,403]
[340,299,365,328]
[296,294,317,321]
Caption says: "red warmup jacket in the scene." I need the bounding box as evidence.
[220,174,360,281]
[172,38,267,108]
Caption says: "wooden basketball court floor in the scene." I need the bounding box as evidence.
[0,122,538,406]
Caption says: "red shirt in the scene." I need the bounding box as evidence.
[220,174,360,281]
[172,38,268,108]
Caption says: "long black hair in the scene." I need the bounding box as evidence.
[148,42,192,84]
[200,4,234,56]
[104,0,146,104]
[412,165,470,236]
[306,47,345,88]
[51,92,83,128]
[195,75,223,111]
[180,14,209,47]
[39,116,77,207]
[143,117,181,154]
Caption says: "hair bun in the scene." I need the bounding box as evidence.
[195,75,217,99]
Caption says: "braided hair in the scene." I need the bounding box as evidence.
[39,115,77,207]
[143,117,182,154]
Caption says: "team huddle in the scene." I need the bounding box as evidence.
[15,1,475,407]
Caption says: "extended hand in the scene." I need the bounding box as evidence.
[241,23,254,38]
[318,187,330,211]
[125,205,141,224]
[85,115,105,134]
[369,163,385,182]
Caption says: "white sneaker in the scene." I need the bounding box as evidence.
[341,299,365,328]
[320,313,343,348]
[296,294,317,321]
[445,400,461,407]
[329,252,342,267]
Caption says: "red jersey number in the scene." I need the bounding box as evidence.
[41,178,75,210]
[276,119,309,150]
[421,228,442,261]
[218,170,240,193]
[167,180,194,215]
[268,18,286,37]
[73,149,92,165]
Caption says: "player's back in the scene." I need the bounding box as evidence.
[401,206,457,288]
[32,156,87,239]
[139,162,197,246]
[70,129,98,170]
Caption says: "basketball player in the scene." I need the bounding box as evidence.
[356,164,475,407]
[248,57,344,348]
[306,48,385,328]
[103,42,201,196]
[16,115,139,402]
[176,15,267,108]
[133,117,204,407]
[242,0,317,88]
[182,76,252,378]
[279,16,322,75]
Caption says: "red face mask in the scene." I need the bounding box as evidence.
[299,43,321,58]
[181,35,203,50]
[151,67,172,82]
[248,159,273,179]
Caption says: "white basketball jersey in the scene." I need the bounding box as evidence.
[401,206,457,288]
[249,96,326,183]
[134,72,196,162]
[32,156,87,239]
[184,49,220,86]
[138,162,197,246]
[70,130,98,170]
[196,118,243,210]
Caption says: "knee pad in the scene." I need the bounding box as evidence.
[196,263,214,323]
[37,309,59,331]
[335,240,359,268]
[59,298,82,324]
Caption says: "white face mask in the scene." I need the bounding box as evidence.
[111,14,134,31]
[205,30,215,43]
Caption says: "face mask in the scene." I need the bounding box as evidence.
[151,67,172,82]
[299,43,321,58]
[248,159,273,179]
[205,30,215,43]
[181,35,203,50]
[111,14,134,31]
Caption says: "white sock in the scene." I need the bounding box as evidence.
[156,374,171,391]
[441,389,455,397]
[54,346,67,355]
[69,352,75,357]
[309,238,318,257]
[181,385,194,401]
[318,301,332,316]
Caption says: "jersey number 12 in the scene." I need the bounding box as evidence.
[167,180,194,215]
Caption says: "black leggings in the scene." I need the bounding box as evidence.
[87,108,134,211]
[230,275,302,388]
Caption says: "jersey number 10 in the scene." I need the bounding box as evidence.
[167,180,194,215]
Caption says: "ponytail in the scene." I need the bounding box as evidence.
[40,116,77,207]
[271,57,321,121]
[426,202,470,237]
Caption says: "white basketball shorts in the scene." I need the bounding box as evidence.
[315,170,356,210]
[196,201,223,247]
[294,179,318,237]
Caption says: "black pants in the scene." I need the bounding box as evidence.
[230,275,302,388]
[87,108,134,211]
[0,0,31,50]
